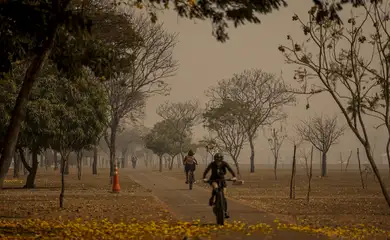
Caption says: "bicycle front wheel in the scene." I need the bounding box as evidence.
[215,191,225,225]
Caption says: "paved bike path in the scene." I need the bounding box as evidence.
[128,171,328,239]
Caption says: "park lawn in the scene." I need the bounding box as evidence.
[1,168,173,223]
[161,165,390,231]
[0,168,274,240]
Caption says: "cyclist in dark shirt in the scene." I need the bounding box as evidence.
[203,152,236,218]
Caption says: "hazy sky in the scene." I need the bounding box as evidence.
[140,0,388,164]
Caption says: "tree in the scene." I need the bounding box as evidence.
[206,69,294,173]
[157,99,202,159]
[266,124,287,180]
[144,120,172,172]
[116,127,145,168]
[278,2,390,207]
[203,101,248,177]
[0,61,60,188]
[296,115,344,177]
[49,67,107,207]
[0,0,363,188]
[0,0,288,188]
[103,13,177,178]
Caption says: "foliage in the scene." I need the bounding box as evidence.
[144,120,172,157]
[0,217,388,239]
[49,67,108,154]
[157,99,202,156]
[203,101,247,174]
[0,62,106,154]
[198,135,221,156]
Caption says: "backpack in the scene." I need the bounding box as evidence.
[185,156,195,165]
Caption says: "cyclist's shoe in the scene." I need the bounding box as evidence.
[224,212,230,219]
[209,197,214,206]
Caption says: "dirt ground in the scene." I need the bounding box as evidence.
[161,165,390,230]
[1,168,173,223]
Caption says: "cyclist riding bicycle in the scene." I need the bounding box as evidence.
[202,153,236,219]
[183,150,198,184]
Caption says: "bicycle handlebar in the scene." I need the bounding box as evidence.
[203,178,236,183]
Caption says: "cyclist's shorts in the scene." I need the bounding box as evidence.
[209,179,226,188]
[185,164,196,172]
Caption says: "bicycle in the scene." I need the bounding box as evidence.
[188,170,195,190]
[204,178,234,225]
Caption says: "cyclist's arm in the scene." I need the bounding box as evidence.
[203,163,212,179]
[194,158,198,165]
[182,156,187,165]
[224,162,236,178]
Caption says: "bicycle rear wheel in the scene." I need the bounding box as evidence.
[189,171,193,190]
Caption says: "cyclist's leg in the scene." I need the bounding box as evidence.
[222,181,229,218]
[209,181,218,206]
[185,167,189,183]
[191,164,196,181]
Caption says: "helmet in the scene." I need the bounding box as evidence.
[214,153,223,161]
[188,150,194,156]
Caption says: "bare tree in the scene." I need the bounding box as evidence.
[301,146,314,202]
[156,99,202,159]
[279,2,390,207]
[357,148,365,189]
[344,150,353,172]
[296,115,344,177]
[207,69,295,173]
[104,14,178,178]
[266,124,287,180]
[290,144,297,200]
[203,101,248,177]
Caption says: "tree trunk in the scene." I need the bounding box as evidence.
[40,154,44,168]
[24,150,39,188]
[13,150,20,178]
[321,151,327,177]
[54,151,58,170]
[363,144,390,208]
[64,157,69,175]
[273,156,278,180]
[92,146,98,175]
[76,151,82,180]
[0,21,60,189]
[59,153,67,208]
[168,156,174,170]
[357,148,365,189]
[306,146,314,203]
[159,156,163,172]
[386,138,390,176]
[24,151,30,176]
[289,144,297,199]
[177,155,181,168]
[44,150,50,171]
[121,149,126,168]
[345,150,352,172]
[232,157,241,178]
[109,122,118,178]
[249,137,255,173]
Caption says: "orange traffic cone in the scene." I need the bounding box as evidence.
[112,166,120,193]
